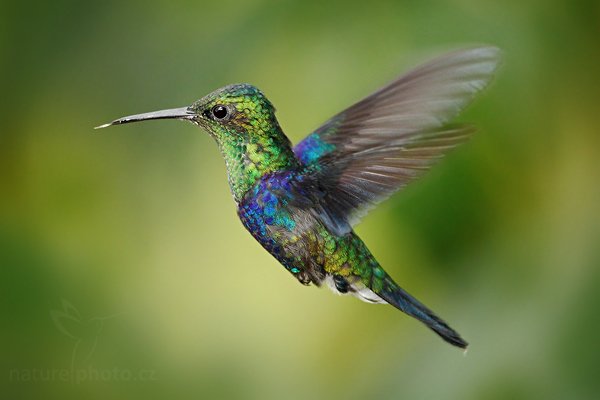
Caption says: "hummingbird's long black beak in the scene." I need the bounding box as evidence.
[95,107,194,129]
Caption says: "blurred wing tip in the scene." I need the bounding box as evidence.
[460,45,502,59]
[468,46,503,71]
[447,45,502,75]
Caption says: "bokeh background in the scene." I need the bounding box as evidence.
[2,0,599,399]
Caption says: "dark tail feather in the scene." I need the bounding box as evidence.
[378,281,468,349]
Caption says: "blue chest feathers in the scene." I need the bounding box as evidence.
[238,172,300,241]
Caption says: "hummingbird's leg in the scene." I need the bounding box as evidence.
[296,271,312,285]
[332,275,350,293]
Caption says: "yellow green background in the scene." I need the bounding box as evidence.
[2,0,599,399]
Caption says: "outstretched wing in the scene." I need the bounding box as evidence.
[293,47,500,234]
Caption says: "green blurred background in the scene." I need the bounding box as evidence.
[2,0,599,399]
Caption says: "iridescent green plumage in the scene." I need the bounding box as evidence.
[188,84,298,201]
[98,47,501,349]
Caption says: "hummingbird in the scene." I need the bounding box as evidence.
[97,47,500,349]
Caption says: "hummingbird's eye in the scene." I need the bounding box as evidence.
[211,105,229,120]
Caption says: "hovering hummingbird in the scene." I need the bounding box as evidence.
[97,47,500,348]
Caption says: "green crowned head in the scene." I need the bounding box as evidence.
[189,84,277,137]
